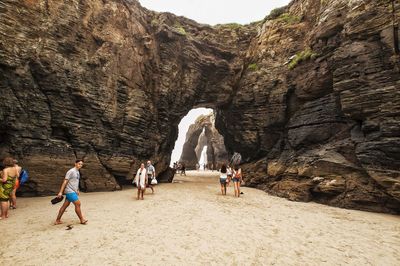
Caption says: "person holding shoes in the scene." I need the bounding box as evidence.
[54,160,88,225]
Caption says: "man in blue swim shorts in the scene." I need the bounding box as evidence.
[54,160,88,225]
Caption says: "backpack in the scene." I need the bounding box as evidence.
[19,169,29,185]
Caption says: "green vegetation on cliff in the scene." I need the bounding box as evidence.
[263,6,301,25]
[288,49,318,69]
[264,6,287,21]
[151,19,159,27]
[270,7,287,19]
[247,63,258,71]
[277,13,302,24]
[224,23,242,29]
[174,23,187,35]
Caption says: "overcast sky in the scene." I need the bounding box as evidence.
[138,0,292,165]
[139,0,292,25]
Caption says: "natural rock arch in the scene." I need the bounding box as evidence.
[0,0,399,213]
[179,113,228,170]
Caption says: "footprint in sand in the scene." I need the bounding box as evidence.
[66,225,73,230]
[295,250,303,256]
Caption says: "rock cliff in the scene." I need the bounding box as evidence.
[0,0,399,213]
[227,0,400,213]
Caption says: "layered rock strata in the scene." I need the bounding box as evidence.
[0,0,253,192]
[229,0,400,213]
[0,0,399,213]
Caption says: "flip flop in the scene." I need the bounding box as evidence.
[66,225,73,230]
[51,196,64,205]
[80,220,88,225]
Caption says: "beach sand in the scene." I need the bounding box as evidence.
[1,170,399,265]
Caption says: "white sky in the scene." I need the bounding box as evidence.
[170,108,213,166]
[139,0,292,25]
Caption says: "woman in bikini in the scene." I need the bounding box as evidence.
[0,157,18,219]
[232,165,242,197]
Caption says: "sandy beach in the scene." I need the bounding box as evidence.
[1,170,399,265]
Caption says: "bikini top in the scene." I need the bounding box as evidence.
[2,175,17,184]
[2,168,18,182]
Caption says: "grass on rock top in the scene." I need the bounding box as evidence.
[288,49,318,69]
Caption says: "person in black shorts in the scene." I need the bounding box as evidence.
[146,160,155,193]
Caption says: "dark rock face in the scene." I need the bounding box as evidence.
[179,113,228,169]
[232,0,400,213]
[0,0,399,213]
[0,0,252,193]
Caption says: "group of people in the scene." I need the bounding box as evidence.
[54,159,157,225]
[133,160,156,200]
[219,164,243,197]
[0,156,84,225]
[2,156,243,225]
[0,157,23,220]
[195,163,216,171]
[173,161,186,176]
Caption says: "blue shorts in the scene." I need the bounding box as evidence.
[65,192,79,202]
[232,178,240,182]
[220,178,227,184]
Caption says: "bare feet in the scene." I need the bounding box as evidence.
[54,220,63,225]
[80,220,88,225]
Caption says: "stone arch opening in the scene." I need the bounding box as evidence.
[169,107,228,172]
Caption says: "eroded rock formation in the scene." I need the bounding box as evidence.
[179,113,228,169]
[0,0,399,213]
[226,0,400,213]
